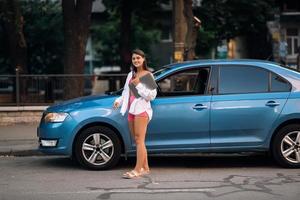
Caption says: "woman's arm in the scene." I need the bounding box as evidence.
[135,83,157,101]
[135,73,157,101]
[114,72,132,105]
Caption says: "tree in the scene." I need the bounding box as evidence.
[62,0,92,100]
[91,15,160,68]
[0,0,64,74]
[22,0,64,74]
[195,0,275,59]
[102,0,167,73]
[183,0,201,60]
[195,28,217,58]
[119,0,132,73]
[0,0,28,103]
[0,0,27,74]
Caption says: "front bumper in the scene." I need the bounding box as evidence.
[37,115,77,156]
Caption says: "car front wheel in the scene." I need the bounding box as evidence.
[272,124,300,168]
[74,126,121,170]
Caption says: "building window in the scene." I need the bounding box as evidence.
[286,28,299,56]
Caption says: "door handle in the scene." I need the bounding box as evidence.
[193,104,208,110]
[265,101,280,107]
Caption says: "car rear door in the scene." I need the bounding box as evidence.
[210,65,291,148]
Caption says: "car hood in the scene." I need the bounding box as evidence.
[46,94,115,113]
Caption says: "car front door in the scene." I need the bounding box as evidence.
[210,65,291,148]
[146,67,211,151]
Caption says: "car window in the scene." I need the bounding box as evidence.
[270,73,291,92]
[157,68,210,96]
[153,67,171,78]
[219,65,269,94]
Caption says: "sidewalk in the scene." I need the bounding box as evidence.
[0,123,42,156]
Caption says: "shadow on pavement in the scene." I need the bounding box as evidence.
[37,153,280,170]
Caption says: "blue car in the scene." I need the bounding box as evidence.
[38,59,300,169]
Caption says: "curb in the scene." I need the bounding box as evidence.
[0,149,44,157]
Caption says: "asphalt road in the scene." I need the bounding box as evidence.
[1,154,300,200]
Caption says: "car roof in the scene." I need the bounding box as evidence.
[167,59,282,69]
[161,59,300,92]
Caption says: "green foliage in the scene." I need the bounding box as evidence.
[0,0,277,74]
[196,0,275,39]
[0,28,11,74]
[129,16,161,66]
[91,15,161,67]
[195,28,217,58]
[0,0,63,74]
[90,13,120,66]
[92,0,162,68]
[22,0,64,74]
[194,0,275,57]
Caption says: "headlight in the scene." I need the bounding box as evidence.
[44,112,69,123]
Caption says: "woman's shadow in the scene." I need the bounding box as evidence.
[38,152,279,170]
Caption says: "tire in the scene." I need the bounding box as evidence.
[74,126,121,170]
[272,124,300,168]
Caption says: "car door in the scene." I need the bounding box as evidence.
[146,67,212,151]
[210,65,291,147]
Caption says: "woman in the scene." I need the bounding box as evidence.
[113,49,157,178]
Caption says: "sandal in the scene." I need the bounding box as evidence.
[122,170,141,179]
[140,168,150,176]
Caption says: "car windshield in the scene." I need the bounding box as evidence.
[153,66,171,78]
[109,66,171,95]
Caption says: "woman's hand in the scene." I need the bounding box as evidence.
[131,77,140,86]
[113,101,120,109]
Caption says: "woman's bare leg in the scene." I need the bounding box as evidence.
[123,120,135,176]
[144,152,149,171]
[133,116,149,172]
[129,120,149,170]
[128,120,135,139]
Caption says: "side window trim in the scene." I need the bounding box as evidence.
[205,65,213,94]
[201,66,213,95]
[268,72,272,92]
[207,65,219,95]
[217,66,220,94]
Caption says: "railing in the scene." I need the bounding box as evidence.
[0,73,127,106]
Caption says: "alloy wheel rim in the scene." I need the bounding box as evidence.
[280,131,300,164]
[82,133,114,166]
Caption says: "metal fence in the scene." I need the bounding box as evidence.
[0,73,127,106]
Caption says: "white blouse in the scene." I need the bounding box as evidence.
[114,71,157,121]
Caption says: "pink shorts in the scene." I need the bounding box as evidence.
[127,95,148,121]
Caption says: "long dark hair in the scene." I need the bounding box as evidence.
[131,49,149,75]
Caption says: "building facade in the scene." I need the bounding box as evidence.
[269,0,300,68]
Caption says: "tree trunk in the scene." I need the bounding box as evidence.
[173,0,186,63]
[1,0,27,73]
[120,0,132,74]
[1,0,28,104]
[183,0,200,61]
[62,0,92,100]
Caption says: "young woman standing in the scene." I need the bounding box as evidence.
[113,49,157,178]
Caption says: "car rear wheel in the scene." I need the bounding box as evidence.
[74,126,121,170]
[272,124,300,168]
